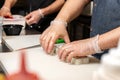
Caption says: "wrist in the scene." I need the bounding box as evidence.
[92,34,103,53]
[50,19,68,27]
[1,6,10,11]
[38,9,44,18]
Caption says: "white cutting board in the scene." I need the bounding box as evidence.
[2,34,41,51]
[0,47,100,80]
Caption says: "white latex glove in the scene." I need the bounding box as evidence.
[58,35,102,63]
[40,20,70,54]
[25,9,43,25]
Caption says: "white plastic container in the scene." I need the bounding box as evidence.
[93,43,120,80]
[3,15,25,28]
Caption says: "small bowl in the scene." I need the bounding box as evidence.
[3,24,23,36]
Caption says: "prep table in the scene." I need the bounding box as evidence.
[0,15,100,80]
[0,30,100,80]
[0,46,100,80]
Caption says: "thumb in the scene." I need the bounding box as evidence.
[64,35,70,43]
[25,14,31,20]
[4,13,13,18]
[8,13,13,18]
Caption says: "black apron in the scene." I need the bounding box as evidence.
[91,0,120,59]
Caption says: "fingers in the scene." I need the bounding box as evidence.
[66,52,76,63]
[4,14,13,18]
[1,11,13,18]
[25,14,35,25]
[41,34,49,51]
[58,44,69,58]
[59,48,77,63]
[0,7,12,17]
[42,33,52,53]
[25,12,40,25]
[58,44,75,62]
[25,14,31,20]
[64,35,70,43]
[5,12,13,18]
[40,23,69,54]
[40,28,48,40]
[27,17,35,25]
[60,48,72,61]
[25,14,31,25]
[40,28,50,52]
[47,34,58,53]
[40,28,58,54]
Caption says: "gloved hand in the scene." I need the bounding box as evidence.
[25,9,44,25]
[58,35,102,63]
[0,6,13,18]
[40,20,70,54]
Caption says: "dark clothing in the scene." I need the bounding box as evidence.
[91,0,120,59]
[0,0,57,33]
[28,0,55,10]
[0,0,4,8]
[26,0,58,33]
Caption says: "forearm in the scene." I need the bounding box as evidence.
[2,0,17,9]
[41,0,65,16]
[55,0,91,23]
[99,27,120,50]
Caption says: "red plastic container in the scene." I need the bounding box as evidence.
[6,50,40,80]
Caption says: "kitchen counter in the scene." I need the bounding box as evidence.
[0,47,100,80]
[0,28,100,80]
[0,28,40,52]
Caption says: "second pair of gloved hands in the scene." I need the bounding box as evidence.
[40,20,99,63]
[0,7,43,25]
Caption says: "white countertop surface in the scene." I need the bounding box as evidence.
[2,34,41,51]
[0,47,100,80]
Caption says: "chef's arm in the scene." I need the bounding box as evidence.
[99,27,120,51]
[54,0,91,23]
[40,0,65,16]
[0,0,17,17]
[2,0,17,10]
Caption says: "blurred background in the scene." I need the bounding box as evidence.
[0,0,92,41]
